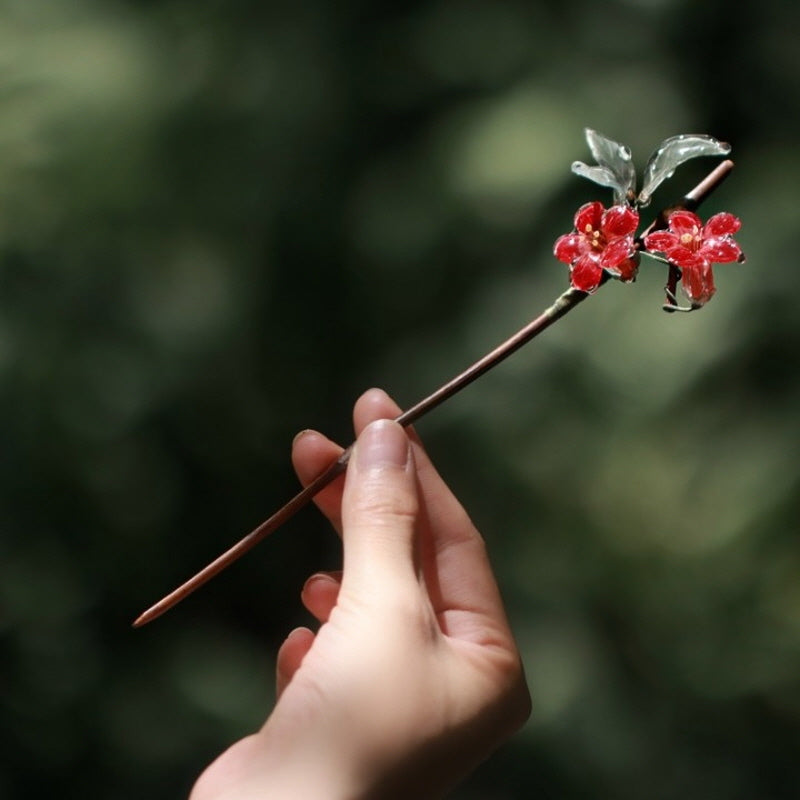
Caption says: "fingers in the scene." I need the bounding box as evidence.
[355,389,479,563]
[275,627,315,698]
[340,419,419,594]
[355,391,511,641]
[291,430,347,534]
[276,573,342,699]
[292,388,511,641]
[301,571,342,622]
[290,389,408,536]
[351,388,404,436]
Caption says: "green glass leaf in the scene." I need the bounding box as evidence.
[570,129,636,204]
[639,134,731,205]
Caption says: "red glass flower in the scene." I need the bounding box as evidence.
[554,201,640,293]
[643,210,743,306]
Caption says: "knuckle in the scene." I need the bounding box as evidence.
[353,482,418,525]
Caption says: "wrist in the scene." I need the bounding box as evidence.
[254,706,367,800]
[190,717,361,800]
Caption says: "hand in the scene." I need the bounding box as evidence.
[191,388,530,799]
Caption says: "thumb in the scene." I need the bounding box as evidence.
[340,419,419,593]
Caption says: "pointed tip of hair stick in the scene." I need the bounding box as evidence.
[132,605,161,628]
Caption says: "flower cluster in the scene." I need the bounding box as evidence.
[554,202,639,293]
[554,130,744,310]
[643,210,743,306]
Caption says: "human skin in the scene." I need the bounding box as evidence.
[190,388,531,799]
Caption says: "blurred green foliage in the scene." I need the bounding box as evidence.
[1,0,798,797]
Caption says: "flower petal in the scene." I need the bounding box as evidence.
[700,237,742,264]
[611,254,639,283]
[704,212,741,237]
[644,230,680,254]
[574,201,604,234]
[667,210,703,237]
[600,236,636,270]
[601,204,639,237]
[554,233,585,264]
[570,254,604,293]
[666,246,706,271]
[681,262,716,305]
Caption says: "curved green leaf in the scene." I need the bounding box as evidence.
[639,134,731,205]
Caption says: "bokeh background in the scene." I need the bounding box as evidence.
[1,0,798,797]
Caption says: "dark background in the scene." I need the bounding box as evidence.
[1,0,798,797]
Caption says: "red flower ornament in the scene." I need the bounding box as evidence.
[554,201,640,293]
[643,210,743,306]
